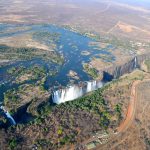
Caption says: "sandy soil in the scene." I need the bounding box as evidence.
[16,73,33,83]
[0,34,52,51]
[90,58,112,71]
[0,0,150,41]
[117,22,133,33]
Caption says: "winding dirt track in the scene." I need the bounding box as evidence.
[117,80,140,133]
[91,80,144,150]
[84,79,149,150]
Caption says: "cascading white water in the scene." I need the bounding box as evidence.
[0,106,16,125]
[96,80,104,89]
[134,56,137,69]
[87,81,97,92]
[5,111,16,125]
[53,85,84,104]
[53,80,104,104]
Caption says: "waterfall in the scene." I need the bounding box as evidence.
[0,106,16,125]
[134,56,137,69]
[5,111,16,125]
[87,81,97,92]
[53,85,84,104]
[96,80,104,88]
[53,80,104,104]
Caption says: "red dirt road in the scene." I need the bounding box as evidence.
[84,80,148,150]
[117,80,140,132]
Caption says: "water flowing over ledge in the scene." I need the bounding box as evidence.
[0,106,16,125]
[52,80,104,104]
[52,53,150,104]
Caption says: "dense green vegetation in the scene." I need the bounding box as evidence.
[29,82,122,131]
[7,66,25,75]
[4,87,20,108]
[8,138,17,150]
[57,87,111,129]
[115,103,122,118]
[0,45,64,64]
[3,63,49,116]
[7,65,47,83]
[4,79,47,114]
[33,31,60,44]
[83,63,99,79]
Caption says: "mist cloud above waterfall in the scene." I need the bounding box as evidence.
[53,81,103,104]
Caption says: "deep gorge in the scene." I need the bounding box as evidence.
[52,53,150,104]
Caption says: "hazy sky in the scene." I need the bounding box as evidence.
[114,0,150,7]
[92,0,150,9]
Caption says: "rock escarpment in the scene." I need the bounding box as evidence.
[52,53,150,104]
[103,53,150,81]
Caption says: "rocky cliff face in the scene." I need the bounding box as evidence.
[52,53,150,104]
[103,53,150,81]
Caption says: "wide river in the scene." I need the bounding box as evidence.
[0,24,116,102]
